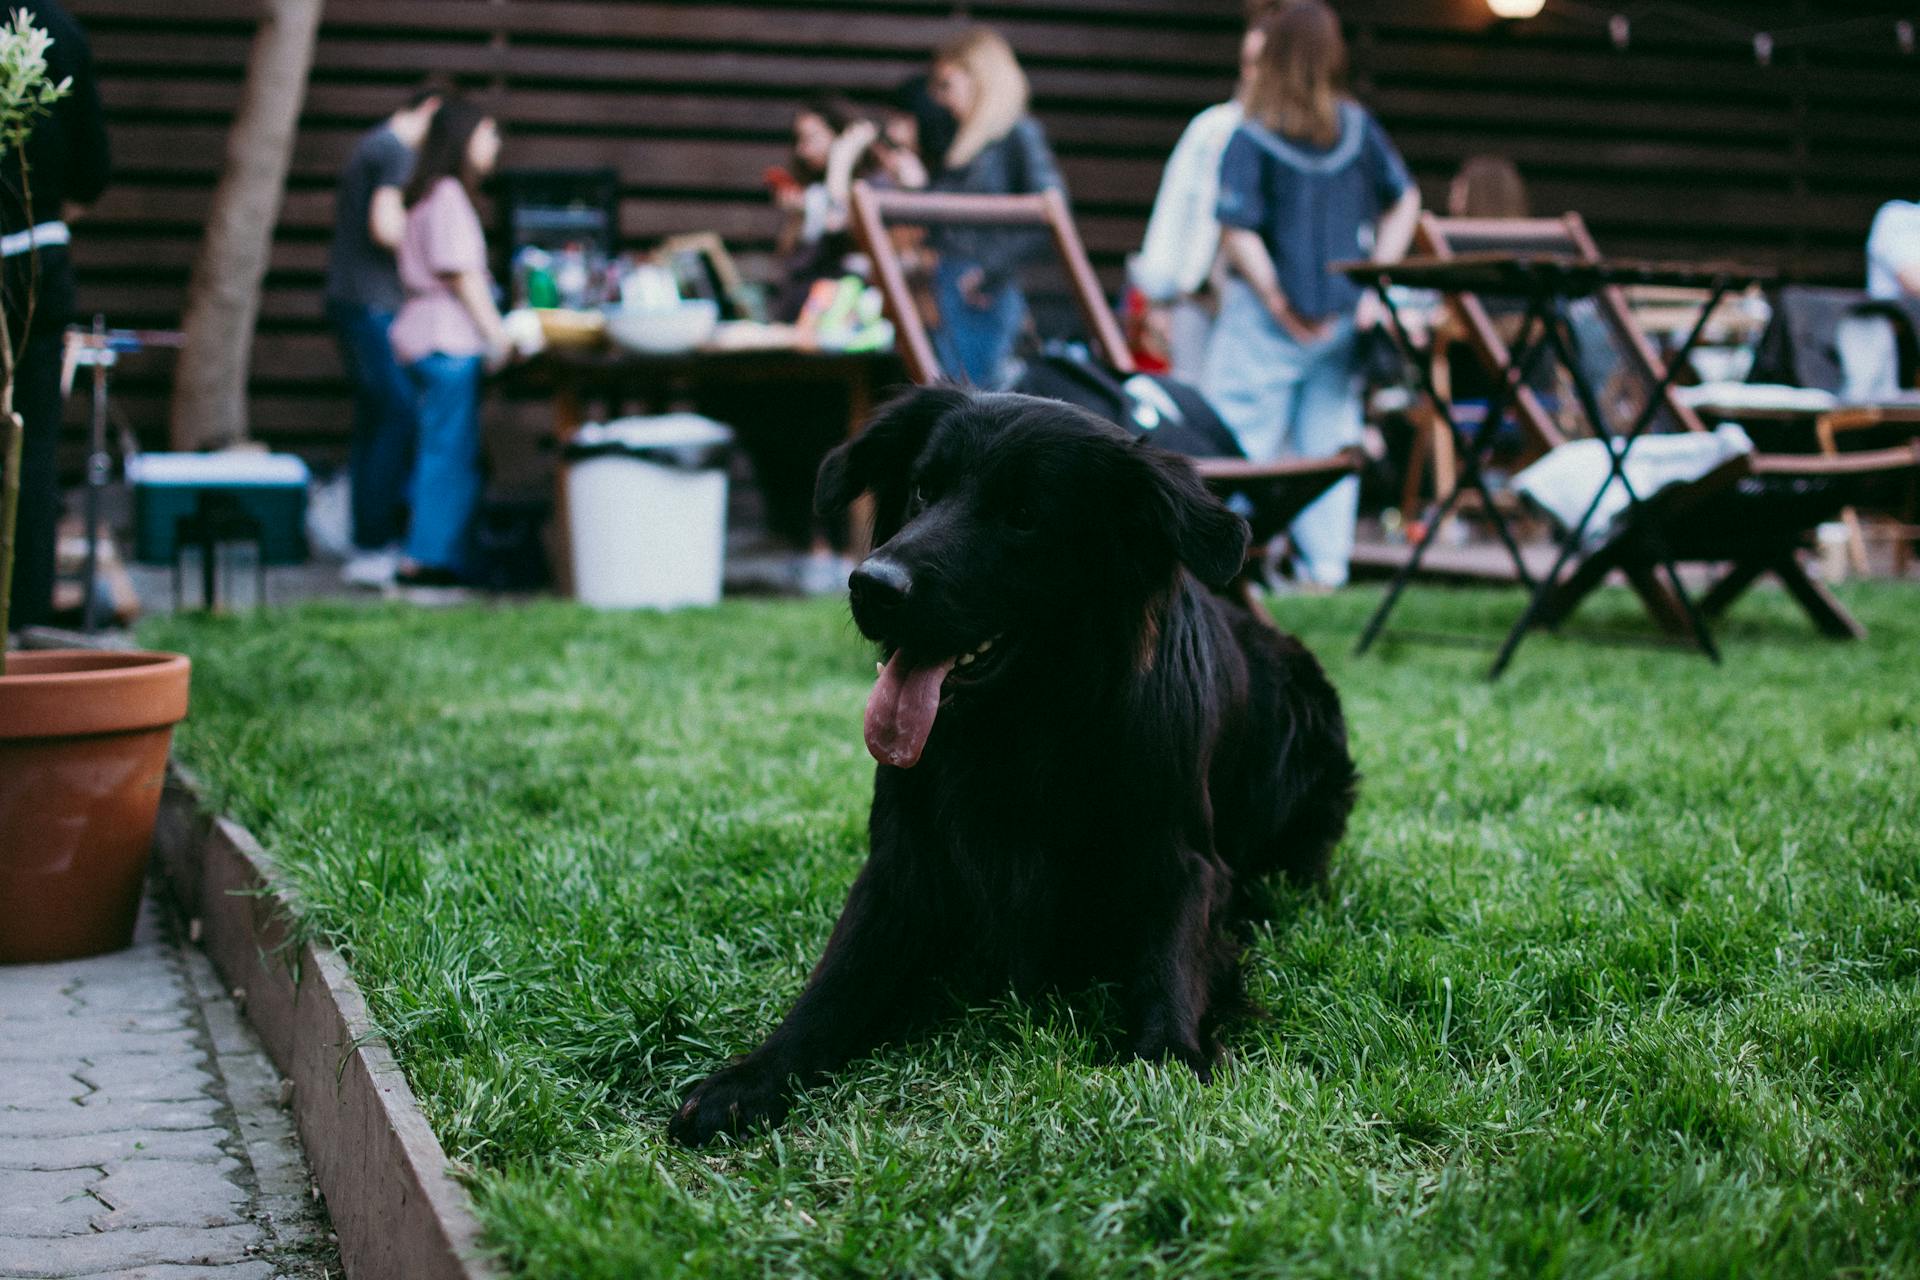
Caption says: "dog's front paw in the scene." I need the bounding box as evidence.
[667,1059,793,1147]
[1129,1033,1215,1084]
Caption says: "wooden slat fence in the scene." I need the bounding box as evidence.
[58,0,1920,465]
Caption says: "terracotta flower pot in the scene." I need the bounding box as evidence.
[0,649,192,964]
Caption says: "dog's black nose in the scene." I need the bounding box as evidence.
[849,557,912,616]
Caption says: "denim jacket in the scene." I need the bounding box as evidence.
[1215,102,1412,323]
[932,117,1066,289]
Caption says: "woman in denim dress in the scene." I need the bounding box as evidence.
[926,27,1065,387]
[1201,1,1421,589]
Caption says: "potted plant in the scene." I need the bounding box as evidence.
[0,12,190,964]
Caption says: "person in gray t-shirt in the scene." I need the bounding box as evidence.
[326,84,443,581]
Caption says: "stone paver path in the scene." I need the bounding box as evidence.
[0,894,339,1279]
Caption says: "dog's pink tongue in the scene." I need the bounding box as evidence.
[864,651,956,768]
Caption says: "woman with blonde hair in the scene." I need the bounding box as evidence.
[925,26,1065,385]
[1201,0,1420,590]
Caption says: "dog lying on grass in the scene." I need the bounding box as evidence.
[670,387,1356,1146]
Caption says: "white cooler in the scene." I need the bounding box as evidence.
[563,415,733,609]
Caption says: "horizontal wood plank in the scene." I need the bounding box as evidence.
[58,0,1920,464]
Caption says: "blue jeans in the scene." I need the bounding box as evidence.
[405,353,485,572]
[328,300,417,551]
[1201,279,1364,588]
[932,257,1025,387]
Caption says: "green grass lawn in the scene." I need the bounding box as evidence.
[142,584,1920,1278]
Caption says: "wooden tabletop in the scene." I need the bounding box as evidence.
[1336,253,1776,297]
[527,344,899,375]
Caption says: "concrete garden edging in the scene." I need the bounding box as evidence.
[153,764,499,1280]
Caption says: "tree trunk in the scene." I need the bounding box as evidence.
[168,0,323,450]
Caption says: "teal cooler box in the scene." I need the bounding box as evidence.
[127,453,311,566]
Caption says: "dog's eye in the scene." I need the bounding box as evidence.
[909,485,928,512]
[1007,503,1038,533]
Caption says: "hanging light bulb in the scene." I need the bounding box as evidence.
[1753,32,1774,66]
[1609,13,1630,51]
[1487,0,1547,18]
[1898,20,1915,55]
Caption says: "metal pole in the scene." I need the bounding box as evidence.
[80,315,108,632]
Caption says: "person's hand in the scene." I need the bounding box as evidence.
[1265,290,1334,345]
[957,266,993,310]
[776,185,807,214]
[1141,303,1173,350]
[834,119,880,158]
[484,335,513,374]
[1354,290,1390,335]
[880,145,929,191]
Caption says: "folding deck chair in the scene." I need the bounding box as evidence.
[1397,212,1699,523]
[846,182,1361,616]
[1360,217,1916,671]
[1534,444,1920,642]
[1816,405,1920,576]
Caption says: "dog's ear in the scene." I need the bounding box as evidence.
[1126,444,1251,588]
[815,386,970,516]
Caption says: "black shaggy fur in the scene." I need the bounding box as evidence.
[669,388,1357,1147]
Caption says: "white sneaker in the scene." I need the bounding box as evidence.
[341,548,399,589]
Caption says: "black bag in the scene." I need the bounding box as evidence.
[464,496,554,593]
[1013,346,1246,461]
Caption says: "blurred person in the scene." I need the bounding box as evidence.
[325,80,445,589]
[1444,155,1541,403]
[1867,197,1920,301]
[1201,0,1420,590]
[2,0,108,632]
[1448,154,1529,219]
[926,26,1065,386]
[1131,0,1292,381]
[771,95,878,322]
[880,73,951,190]
[388,98,509,589]
[772,96,867,259]
[749,96,888,593]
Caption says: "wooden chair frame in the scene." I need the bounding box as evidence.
[1355,242,1908,657]
[847,183,1131,386]
[1400,213,1712,524]
[1816,405,1920,575]
[846,181,1363,608]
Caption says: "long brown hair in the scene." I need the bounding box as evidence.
[1245,1,1347,149]
[1449,155,1530,219]
[404,96,492,206]
[935,26,1029,170]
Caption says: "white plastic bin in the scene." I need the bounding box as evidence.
[564,415,733,609]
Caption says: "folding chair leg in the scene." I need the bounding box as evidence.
[1841,506,1869,576]
[1428,416,1458,540]
[1623,564,1691,636]
[1533,543,1615,631]
[1400,408,1434,528]
[1700,559,1767,619]
[1772,554,1866,640]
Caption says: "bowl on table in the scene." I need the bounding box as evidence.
[604,299,721,356]
[533,307,607,349]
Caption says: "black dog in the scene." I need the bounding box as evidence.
[669,388,1356,1146]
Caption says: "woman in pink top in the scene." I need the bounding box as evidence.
[388,98,508,586]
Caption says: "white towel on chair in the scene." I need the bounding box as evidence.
[1515,426,1754,549]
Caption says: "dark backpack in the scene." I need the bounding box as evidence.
[1013,346,1246,461]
